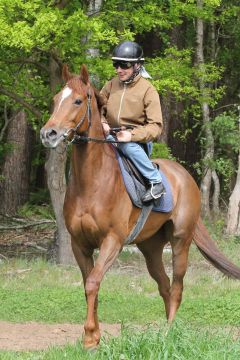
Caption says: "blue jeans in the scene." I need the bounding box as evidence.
[108,135,162,184]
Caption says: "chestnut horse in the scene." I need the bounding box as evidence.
[40,65,240,349]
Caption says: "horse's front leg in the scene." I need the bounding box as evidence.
[70,239,97,343]
[84,234,121,349]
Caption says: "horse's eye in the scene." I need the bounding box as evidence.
[74,99,82,105]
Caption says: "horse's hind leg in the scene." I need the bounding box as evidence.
[168,229,192,323]
[137,231,171,318]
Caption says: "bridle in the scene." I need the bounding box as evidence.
[62,88,92,142]
[62,86,131,145]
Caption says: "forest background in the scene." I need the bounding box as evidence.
[0,0,239,264]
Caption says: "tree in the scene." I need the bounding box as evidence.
[195,0,216,217]
[0,110,33,215]
[226,106,240,235]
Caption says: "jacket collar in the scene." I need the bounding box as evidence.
[117,73,142,87]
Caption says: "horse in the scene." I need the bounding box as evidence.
[40,64,240,349]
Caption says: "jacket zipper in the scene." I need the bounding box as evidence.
[117,84,126,126]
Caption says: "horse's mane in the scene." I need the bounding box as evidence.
[67,76,106,112]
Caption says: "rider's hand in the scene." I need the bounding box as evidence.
[117,130,132,142]
[102,122,110,136]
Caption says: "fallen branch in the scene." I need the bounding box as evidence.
[25,242,47,252]
[0,253,8,261]
[0,215,29,223]
[0,220,55,231]
[5,268,32,275]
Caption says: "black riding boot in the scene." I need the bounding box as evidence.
[142,182,165,203]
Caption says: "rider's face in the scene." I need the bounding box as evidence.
[115,65,134,82]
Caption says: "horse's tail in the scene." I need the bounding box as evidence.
[193,218,240,279]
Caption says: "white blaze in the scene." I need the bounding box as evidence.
[57,87,72,111]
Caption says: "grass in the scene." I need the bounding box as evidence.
[1,322,240,359]
[0,260,239,326]
[0,236,240,358]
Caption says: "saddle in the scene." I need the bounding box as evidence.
[116,148,173,213]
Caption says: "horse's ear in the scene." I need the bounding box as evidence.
[80,64,90,85]
[62,64,73,82]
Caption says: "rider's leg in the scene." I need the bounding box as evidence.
[117,141,165,202]
[118,141,160,182]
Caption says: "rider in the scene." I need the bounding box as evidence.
[100,41,165,203]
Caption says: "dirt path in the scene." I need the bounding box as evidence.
[0,321,121,351]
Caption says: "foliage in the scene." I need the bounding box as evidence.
[16,188,54,218]
[210,111,239,191]
[17,203,54,219]
[148,47,224,107]
[148,48,198,99]
[151,142,174,160]
[211,112,240,152]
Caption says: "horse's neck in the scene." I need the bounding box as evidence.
[71,103,117,187]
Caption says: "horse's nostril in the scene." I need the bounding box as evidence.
[47,129,57,139]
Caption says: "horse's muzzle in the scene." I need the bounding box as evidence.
[40,127,66,148]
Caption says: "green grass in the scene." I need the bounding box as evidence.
[1,322,240,359]
[0,237,240,358]
[0,268,239,326]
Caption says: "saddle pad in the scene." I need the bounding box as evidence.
[116,151,173,213]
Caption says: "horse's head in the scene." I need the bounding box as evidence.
[40,64,93,148]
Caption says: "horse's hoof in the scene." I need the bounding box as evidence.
[83,334,100,351]
[83,341,99,351]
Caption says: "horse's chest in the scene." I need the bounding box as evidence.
[65,211,101,244]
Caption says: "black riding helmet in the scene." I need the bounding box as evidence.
[112,41,144,63]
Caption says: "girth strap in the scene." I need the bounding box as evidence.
[124,202,154,245]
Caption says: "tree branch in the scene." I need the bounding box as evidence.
[0,86,42,119]
[0,103,13,142]
[8,58,49,74]
[50,50,64,70]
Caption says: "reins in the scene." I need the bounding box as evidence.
[71,131,132,145]
[62,87,133,145]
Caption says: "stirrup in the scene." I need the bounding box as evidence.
[142,182,165,203]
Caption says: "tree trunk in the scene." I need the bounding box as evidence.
[212,169,220,216]
[45,144,75,263]
[196,0,217,217]
[226,108,240,235]
[226,153,240,235]
[160,95,171,144]
[86,0,102,59]
[0,110,32,215]
[45,56,75,265]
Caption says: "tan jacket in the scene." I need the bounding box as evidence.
[100,74,163,142]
